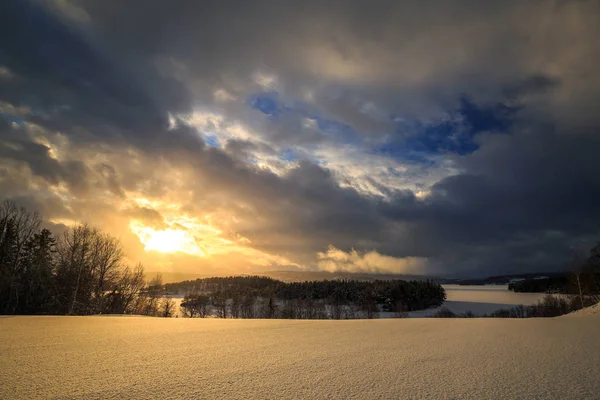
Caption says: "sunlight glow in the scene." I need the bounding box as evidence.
[129,208,299,267]
[130,221,205,256]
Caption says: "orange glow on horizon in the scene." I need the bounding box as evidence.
[128,210,297,268]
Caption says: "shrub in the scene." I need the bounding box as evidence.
[432,307,456,318]
[527,295,570,318]
[489,308,511,318]
[509,304,527,318]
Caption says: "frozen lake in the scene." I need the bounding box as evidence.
[406,284,550,317]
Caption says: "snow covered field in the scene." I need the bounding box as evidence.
[1,307,599,399]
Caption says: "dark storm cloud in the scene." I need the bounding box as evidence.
[0,0,190,148]
[373,130,600,275]
[0,117,90,193]
[1,0,599,276]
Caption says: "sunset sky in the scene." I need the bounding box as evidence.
[1,0,600,277]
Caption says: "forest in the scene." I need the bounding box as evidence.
[0,201,174,317]
[171,276,446,319]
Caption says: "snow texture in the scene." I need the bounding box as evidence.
[1,307,599,399]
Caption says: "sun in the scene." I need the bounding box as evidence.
[143,229,193,253]
[129,221,204,255]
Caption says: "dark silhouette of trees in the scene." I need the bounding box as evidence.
[212,289,228,318]
[105,264,147,314]
[240,291,258,318]
[180,294,210,318]
[159,298,176,318]
[263,296,277,319]
[508,276,570,293]
[0,202,171,317]
[169,275,445,319]
[137,274,164,316]
[20,228,56,313]
[432,307,456,318]
[54,224,126,315]
[571,244,600,306]
[0,201,42,314]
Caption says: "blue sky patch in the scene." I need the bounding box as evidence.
[279,147,299,162]
[204,134,220,147]
[248,92,282,117]
[376,95,518,159]
[310,114,364,146]
[1,112,25,126]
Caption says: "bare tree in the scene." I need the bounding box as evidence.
[240,294,257,319]
[570,250,599,309]
[180,294,210,318]
[329,303,343,320]
[0,201,42,313]
[159,297,176,318]
[56,224,97,315]
[230,292,242,318]
[212,289,228,318]
[107,263,146,314]
[90,233,124,313]
[55,224,127,315]
[141,274,164,316]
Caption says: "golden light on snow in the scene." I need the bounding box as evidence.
[3,308,600,399]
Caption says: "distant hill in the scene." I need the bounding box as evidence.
[255,270,439,283]
[147,272,222,284]
[456,272,568,286]
[149,269,571,285]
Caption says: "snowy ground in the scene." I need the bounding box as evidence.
[1,307,599,399]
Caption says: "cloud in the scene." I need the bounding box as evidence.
[317,245,428,275]
[0,0,599,277]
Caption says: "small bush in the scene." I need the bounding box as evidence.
[489,308,511,318]
[527,295,570,318]
[432,307,457,318]
[509,304,527,318]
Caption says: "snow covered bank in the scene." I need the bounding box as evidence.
[1,311,599,399]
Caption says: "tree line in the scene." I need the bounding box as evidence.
[508,242,600,308]
[172,276,446,319]
[0,201,175,317]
